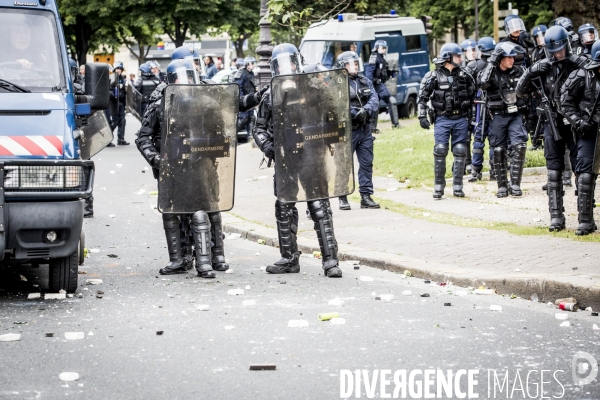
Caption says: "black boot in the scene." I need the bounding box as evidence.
[267,200,301,274]
[84,195,94,218]
[339,196,351,210]
[468,165,482,182]
[509,143,526,196]
[547,170,566,232]
[489,159,497,181]
[159,214,188,275]
[208,212,229,271]
[493,146,508,198]
[576,173,597,236]
[452,143,467,197]
[308,200,342,278]
[360,194,380,209]
[433,144,448,199]
[118,139,130,145]
[191,211,215,278]
[179,216,194,270]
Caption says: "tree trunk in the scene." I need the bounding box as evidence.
[233,38,246,58]
[168,17,188,48]
[553,0,599,28]
[74,16,91,65]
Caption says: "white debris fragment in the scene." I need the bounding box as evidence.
[402,291,412,296]
[245,285,251,290]
[287,320,309,328]
[59,372,80,382]
[593,324,600,330]
[197,305,210,311]
[0,333,21,342]
[559,321,571,327]
[330,318,346,325]
[515,268,521,272]
[455,291,468,297]
[555,313,569,320]
[255,252,260,256]
[387,187,398,191]
[88,332,94,336]
[89,249,100,253]
[260,266,267,271]
[28,293,41,299]
[345,260,360,265]
[86,279,103,285]
[109,171,115,174]
[226,233,241,240]
[489,305,503,311]
[116,163,122,168]
[243,300,256,306]
[67,294,73,298]
[422,212,430,217]
[225,270,233,274]
[20,275,27,282]
[328,298,344,306]
[227,289,244,296]
[585,307,593,312]
[225,326,235,330]
[533,218,541,222]
[64,332,85,340]
[257,175,268,180]
[380,294,395,301]
[477,206,485,210]
[108,215,115,218]
[359,276,373,282]
[531,293,539,302]
[45,293,66,300]
[474,289,495,295]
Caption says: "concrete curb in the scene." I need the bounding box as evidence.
[222,213,600,310]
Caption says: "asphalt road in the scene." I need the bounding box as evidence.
[0,117,599,400]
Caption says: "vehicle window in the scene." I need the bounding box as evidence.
[0,9,65,92]
[300,41,360,69]
[405,35,422,52]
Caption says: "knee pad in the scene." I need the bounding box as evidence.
[208,212,221,224]
[548,169,562,182]
[389,97,397,106]
[162,213,180,230]
[191,210,210,231]
[433,144,449,157]
[452,143,468,157]
[308,200,329,221]
[580,173,596,186]
[493,146,505,157]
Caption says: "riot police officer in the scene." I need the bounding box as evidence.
[467,36,497,182]
[553,17,584,55]
[559,40,600,235]
[516,25,589,231]
[576,23,597,57]
[337,51,380,210]
[253,43,343,278]
[478,42,528,197]
[109,61,129,145]
[134,62,162,117]
[531,25,547,63]
[235,56,258,140]
[136,59,266,277]
[365,39,399,132]
[501,15,532,67]
[460,39,479,66]
[418,43,475,199]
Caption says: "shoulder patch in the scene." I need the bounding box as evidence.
[369,54,378,64]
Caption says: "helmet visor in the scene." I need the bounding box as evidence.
[505,18,526,35]
[534,31,545,46]
[544,39,571,61]
[463,47,480,61]
[341,56,364,74]
[581,30,596,44]
[167,67,199,84]
[271,52,302,76]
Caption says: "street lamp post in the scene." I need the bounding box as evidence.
[255,0,274,89]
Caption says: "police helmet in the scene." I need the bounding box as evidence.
[113,61,124,71]
[460,39,479,61]
[532,25,548,47]
[554,17,573,32]
[166,59,199,85]
[494,42,526,58]
[147,60,160,69]
[235,58,244,68]
[544,26,572,61]
[336,51,364,76]
[477,37,496,55]
[439,43,463,64]
[585,40,600,69]
[171,46,206,77]
[504,15,526,37]
[139,62,152,75]
[270,43,303,77]
[244,56,257,65]
[578,23,597,45]
[374,40,388,53]
[303,63,329,74]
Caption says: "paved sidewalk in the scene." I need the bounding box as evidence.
[223,139,600,309]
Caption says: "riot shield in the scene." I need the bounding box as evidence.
[385,53,399,96]
[126,85,143,121]
[158,83,239,213]
[79,111,114,160]
[271,68,354,203]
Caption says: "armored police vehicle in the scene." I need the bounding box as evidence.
[300,12,430,119]
[0,0,109,292]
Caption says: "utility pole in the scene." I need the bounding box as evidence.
[255,0,274,90]
[475,0,479,40]
[493,0,499,42]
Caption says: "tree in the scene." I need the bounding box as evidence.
[222,0,261,58]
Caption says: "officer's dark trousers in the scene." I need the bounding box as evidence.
[352,125,374,195]
[373,82,390,103]
[488,113,528,148]
[544,119,577,172]
[575,122,600,174]
[472,121,491,167]
[111,103,126,141]
[433,116,469,146]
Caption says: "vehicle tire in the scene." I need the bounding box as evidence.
[79,231,85,266]
[49,252,79,293]
[399,96,417,119]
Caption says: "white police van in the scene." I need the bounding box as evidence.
[300,12,430,118]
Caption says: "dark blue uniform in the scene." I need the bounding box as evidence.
[365,52,399,129]
[234,68,257,139]
[109,73,127,143]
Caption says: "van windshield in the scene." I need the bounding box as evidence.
[300,41,362,69]
[0,9,65,92]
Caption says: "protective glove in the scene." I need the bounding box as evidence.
[488,48,504,65]
[531,60,551,75]
[353,108,368,124]
[577,120,594,137]
[264,143,275,159]
[419,117,431,130]
[151,155,161,169]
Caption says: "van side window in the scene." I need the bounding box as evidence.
[362,43,371,63]
[405,35,421,52]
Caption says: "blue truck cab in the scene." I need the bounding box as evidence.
[0,0,109,292]
[300,12,430,118]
